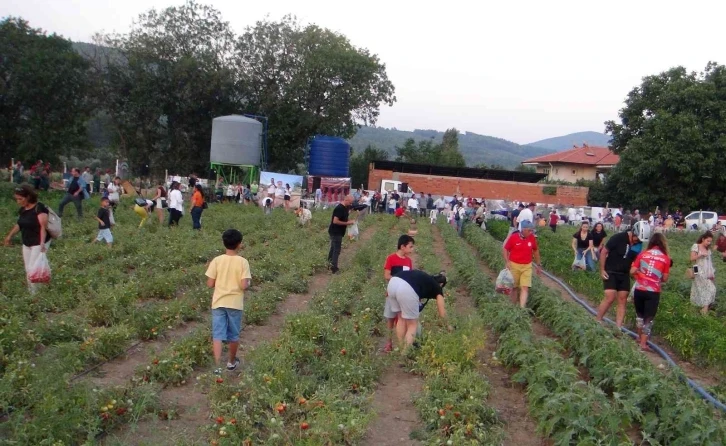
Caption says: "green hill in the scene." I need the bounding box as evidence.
[526,131,611,151]
[349,126,556,168]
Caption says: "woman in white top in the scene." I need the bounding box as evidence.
[388,197,397,214]
[107,177,121,209]
[690,231,716,315]
[226,183,235,202]
[274,183,285,208]
[283,183,292,211]
[167,182,184,226]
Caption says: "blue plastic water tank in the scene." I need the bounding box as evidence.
[309,136,350,177]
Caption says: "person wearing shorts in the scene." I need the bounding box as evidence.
[382,235,415,352]
[205,229,252,374]
[93,197,114,246]
[502,220,541,308]
[386,269,450,349]
[596,229,641,327]
[630,233,671,351]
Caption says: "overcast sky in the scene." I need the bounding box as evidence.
[7,0,725,144]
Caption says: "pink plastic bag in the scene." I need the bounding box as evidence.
[27,253,51,284]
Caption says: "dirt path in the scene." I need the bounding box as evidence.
[362,242,424,446]
[432,226,546,446]
[101,228,377,446]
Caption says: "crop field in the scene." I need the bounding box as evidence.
[1,184,725,446]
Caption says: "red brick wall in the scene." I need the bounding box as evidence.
[368,168,588,206]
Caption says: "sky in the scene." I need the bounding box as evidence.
[7,0,725,144]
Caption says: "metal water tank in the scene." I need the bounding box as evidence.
[309,136,350,177]
[210,115,262,165]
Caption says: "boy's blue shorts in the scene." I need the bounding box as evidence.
[212,307,243,342]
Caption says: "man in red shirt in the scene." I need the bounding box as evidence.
[383,235,415,352]
[502,220,541,308]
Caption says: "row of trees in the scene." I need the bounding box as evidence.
[1,1,395,174]
[349,128,470,187]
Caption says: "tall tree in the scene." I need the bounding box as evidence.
[350,145,389,189]
[605,63,726,211]
[394,129,466,167]
[235,16,396,171]
[440,128,466,167]
[0,18,90,164]
[93,1,239,175]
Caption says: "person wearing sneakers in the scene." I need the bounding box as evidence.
[502,220,541,308]
[382,235,415,352]
[630,233,671,351]
[205,229,252,374]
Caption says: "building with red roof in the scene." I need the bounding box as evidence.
[521,144,619,182]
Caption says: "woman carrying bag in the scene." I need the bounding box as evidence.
[3,185,53,294]
[630,233,671,351]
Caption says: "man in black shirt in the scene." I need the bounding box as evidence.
[58,168,84,219]
[386,270,451,348]
[596,229,641,327]
[328,195,355,273]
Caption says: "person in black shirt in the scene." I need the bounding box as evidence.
[596,229,642,327]
[511,203,524,230]
[4,185,51,293]
[328,195,355,273]
[591,222,608,261]
[93,197,114,246]
[571,221,595,271]
[58,168,84,219]
[386,270,451,348]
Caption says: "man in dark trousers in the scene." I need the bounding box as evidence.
[328,195,355,273]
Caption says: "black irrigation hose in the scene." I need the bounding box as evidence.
[69,340,143,382]
[537,267,726,413]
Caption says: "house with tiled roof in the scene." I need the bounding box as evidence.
[521,144,619,182]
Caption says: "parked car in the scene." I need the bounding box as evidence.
[684,211,719,230]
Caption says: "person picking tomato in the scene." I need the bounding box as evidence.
[386,269,450,350]
[382,235,415,352]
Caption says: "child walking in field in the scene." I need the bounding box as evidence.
[205,229,252,374]
[93,197,113,246]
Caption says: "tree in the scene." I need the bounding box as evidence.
[93,1,239,176]
[0,18,90,164]
[440,128,466,167]
[515,164,535,173]
[350,144,388,189]
[235,16,396,171]
[393,128,466,167]
[605,63,726,211]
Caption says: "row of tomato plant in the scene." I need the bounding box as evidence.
[0,200,337,444]
[204,220,395,444]
[513,221,726,367]
[464,223,726,445]
[440,222,637,444]
[408,220,504,445]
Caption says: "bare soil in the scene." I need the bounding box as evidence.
[102,227,376,445]
[86,321,201,388]
[431,227,546,446]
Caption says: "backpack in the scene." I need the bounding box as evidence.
[37,203,62,238]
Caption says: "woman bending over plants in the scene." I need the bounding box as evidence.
[630,233,671,351]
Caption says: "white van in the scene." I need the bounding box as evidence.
[684,211,719,230]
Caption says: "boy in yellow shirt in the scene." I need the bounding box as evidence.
[205,229,252,373]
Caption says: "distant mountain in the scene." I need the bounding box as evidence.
[526,131,611,152]
[349,126,556,168]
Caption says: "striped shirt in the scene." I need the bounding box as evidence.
[633,248,670,292]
